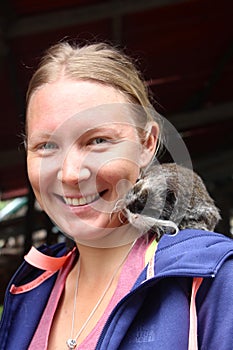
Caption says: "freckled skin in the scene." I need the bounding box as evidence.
[26,79,158,245]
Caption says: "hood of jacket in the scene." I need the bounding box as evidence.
[154,229,233,278]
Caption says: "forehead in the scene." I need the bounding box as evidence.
[27,79,145,137]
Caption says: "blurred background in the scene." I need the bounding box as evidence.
[0,0,233,306]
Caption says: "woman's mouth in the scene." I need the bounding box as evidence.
[61,190,107,207]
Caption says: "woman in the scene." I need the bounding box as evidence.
[1,41,233,350]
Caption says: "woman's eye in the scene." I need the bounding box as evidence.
[90,137,108,145]
[39,142,58,150]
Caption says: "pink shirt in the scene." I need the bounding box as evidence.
[29,238,150,349]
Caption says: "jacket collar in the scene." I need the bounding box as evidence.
[22,229,233,286]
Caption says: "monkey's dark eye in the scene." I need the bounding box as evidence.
[126,188,148,214]
[133,181,143,193]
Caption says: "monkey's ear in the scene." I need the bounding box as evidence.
[139,122,159,167]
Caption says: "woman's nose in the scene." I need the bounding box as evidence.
[57,147,91,185]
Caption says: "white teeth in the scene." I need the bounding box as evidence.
[63,194,99,206]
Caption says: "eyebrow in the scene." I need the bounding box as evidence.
[87,125,121,133]
[26,131,55,148]
[28,131,53,140]
[84,123,132,136]
[28,123,133,146]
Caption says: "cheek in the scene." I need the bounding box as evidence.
[27,159,40,193]
[97,160,140,192]
[27,157,49,208]
[27,159,45,209]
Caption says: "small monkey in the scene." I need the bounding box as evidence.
[123,163,221,241]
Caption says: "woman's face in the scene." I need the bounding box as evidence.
[27,79,157,245]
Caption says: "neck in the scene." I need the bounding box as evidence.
[74,223,140,249]
[76,240,135,283]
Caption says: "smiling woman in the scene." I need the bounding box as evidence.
[26,80,157,246]
[1,41,233,350]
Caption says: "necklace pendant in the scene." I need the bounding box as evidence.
[66,338,77,349]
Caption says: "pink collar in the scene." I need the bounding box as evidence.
[24,246,75,271]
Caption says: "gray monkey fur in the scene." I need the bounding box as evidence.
[123,163,221,241]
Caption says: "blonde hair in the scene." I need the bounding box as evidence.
[26,41,162,152]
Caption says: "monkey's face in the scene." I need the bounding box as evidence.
[124,173,168,218]
[122,177,164,239]
[124,179,148,214]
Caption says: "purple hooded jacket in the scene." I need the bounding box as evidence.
[1,228,233,349]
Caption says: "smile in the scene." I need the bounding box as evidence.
[63,193,100,206]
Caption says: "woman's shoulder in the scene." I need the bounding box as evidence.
[155,229,233,278]
[158,228,233,251]
[7,242,75,292]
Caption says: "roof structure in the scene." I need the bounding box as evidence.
[0,0,232,214]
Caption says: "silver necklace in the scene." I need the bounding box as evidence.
[66,240,136,349]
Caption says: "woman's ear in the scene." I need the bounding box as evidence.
[139,122,159,168]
